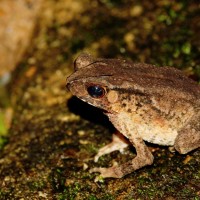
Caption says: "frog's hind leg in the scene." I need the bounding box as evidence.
[174,115,200,154]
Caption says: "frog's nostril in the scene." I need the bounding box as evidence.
[66,83,71,91]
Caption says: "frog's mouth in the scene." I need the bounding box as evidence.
[103,110,112,115]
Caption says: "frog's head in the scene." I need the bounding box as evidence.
[66,53,127,113]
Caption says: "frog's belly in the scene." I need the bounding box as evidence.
[107,112,179,146]
[137,124,178,146]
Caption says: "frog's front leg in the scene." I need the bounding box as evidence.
[94,132,129,162]
[90,113,154,178]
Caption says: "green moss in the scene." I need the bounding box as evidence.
[181,42,191,55]
[157,1,187,25]
[50,167,66,191]
[88,195,98,200]
[57,183,81,200]
[0,111,8,149]
[0,113,7,137]
[81,143,99,154]
[28,180,46,191]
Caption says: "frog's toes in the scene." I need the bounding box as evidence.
[89,166,123,178]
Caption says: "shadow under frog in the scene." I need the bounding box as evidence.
[67,96,115,133]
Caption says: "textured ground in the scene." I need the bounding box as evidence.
[0,0,199,199]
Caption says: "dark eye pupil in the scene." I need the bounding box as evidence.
[87,85,105,98]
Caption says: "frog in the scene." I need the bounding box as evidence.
[66,53,200,178]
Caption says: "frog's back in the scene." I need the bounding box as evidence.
[69,55,200,102]
[93,59,200,102]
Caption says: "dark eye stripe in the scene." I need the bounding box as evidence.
[87,85,105,98]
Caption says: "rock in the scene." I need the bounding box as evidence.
[0,0,43,78]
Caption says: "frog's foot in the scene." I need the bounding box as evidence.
[94,133,129,162]
[168,146,175,153]
[89,166,124,179]
[90,153,153,179]
[91,141,154,179]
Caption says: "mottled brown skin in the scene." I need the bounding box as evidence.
[66,53,200,178]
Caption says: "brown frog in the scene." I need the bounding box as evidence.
[66,53,200,178]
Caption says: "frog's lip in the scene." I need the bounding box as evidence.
[103,110,116,115]
[103,111,110,115]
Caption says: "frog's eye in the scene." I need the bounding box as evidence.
[87,85,106,98]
